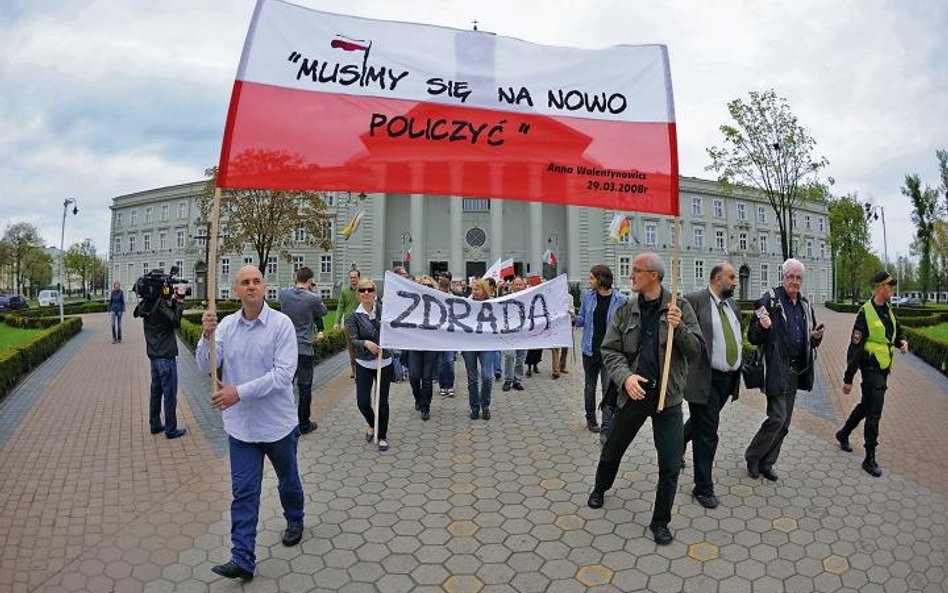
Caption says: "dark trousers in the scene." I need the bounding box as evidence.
[149,357,178,435]
[344,319,356,376]
[355,363,393,439]
[295,354,314,427]
[582,353,617,423]
[839,370,888,450]
[684,370,738,496]
[594,398,683,526]
[228,428,303,572]
[746,373,799,468]
[408,351,438,412]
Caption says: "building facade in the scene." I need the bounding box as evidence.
[109,177,831,302]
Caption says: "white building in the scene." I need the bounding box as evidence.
[109,176,831,302]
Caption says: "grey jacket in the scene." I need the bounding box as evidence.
[601,288,704,410]
[683,288,743,405]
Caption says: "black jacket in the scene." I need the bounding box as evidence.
[139,298,183,360]
[748,287,821,394]
[348,302,393,361]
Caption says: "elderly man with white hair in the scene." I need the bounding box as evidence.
[745,258,824,481]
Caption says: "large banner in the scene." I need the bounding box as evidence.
[380,272,573,351]
[219,0,679,215]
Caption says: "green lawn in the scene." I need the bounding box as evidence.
[0,324,44,355]
[916,323,948,342]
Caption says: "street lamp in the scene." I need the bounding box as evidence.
[401,232,413,273]
[59,198,79,321]
[864,203,889,269]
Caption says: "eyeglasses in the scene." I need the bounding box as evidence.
[421,284,435,288]
[632,268,654,275]
[358,287,375,293]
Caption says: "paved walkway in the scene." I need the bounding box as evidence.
[0,306,945,593]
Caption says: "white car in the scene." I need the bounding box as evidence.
[37,290,62,307]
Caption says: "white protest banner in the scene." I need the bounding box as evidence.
[380,271,572,352]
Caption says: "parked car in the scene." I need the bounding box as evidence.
[0,294,30,312]
[890,296,909,306]
[37,290,62,307]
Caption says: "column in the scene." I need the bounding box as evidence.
[566,205,580,281]
[450,197,464,278]
[372,193,386,281]
[530,202,543,277]
[410,194,424,275]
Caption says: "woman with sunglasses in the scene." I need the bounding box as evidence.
[407,275,441,421]
[462,279,495,420]
[349,278,393,451]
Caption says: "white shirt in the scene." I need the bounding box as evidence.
[196,302,299,443]
[709,292,743,372]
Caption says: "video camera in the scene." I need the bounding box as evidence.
[133,266,190,311]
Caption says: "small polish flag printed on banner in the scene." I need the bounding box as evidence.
[218,0,679,216]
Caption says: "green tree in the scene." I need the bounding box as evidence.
[0,239,12,291]
[828,193,870,303]
[903,174,940,302]
[937,148,948,214]
[197,165,333,276]
[22,249,53,296]
[63,239,100,296]
[706,89,829,260]
[2,223,45,294]
[931,219,948,298]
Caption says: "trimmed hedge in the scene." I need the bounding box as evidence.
[824,301,861,313]
[905,328,948,378]
[899,313,946,329]
[177,318,347,365]
[13,302,108,317]
[0,317,83,398]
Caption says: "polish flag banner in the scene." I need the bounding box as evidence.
[218,0,679,215]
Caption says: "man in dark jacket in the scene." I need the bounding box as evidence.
[279,266,328,434]
[587,252,704,545]
[745,258,823,481]
[135,275,186,439]
[683,262,743,509]
[835,271,908,477]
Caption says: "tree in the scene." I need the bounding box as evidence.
[0,239,12,291]
[63,239,100,296]
[931,219,948,299]
[2,223,45,294]
[903,174,940,303]
[22,249,53,296]
[937,148,948,214]
[707,89,829,260]
[828,193,871,303]
[197,166,333,277]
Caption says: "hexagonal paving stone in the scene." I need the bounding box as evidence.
[554,515,585,531]
[452,454,475,464]
[539,477,565,490]
[574,564,613,587]
[729,484,754,497]
[442,574,484,593]
[688,542,719,563]
[822,554,850,576]
[772,517,799,533]
[447,520,480,538]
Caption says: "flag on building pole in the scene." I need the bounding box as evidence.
[608,213,631,243]
[483,258,514,281]
[403,246,412,264]
[542,249,557,267]
[340,208,365,240]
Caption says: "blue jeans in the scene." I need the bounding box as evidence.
[109,311,123,342]
[149,358,178,434]
[228,428,304,572]
[439,351,456,390]
[462,351,493,411]
[492,351,502,378]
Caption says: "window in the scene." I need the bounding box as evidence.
[266,288,278,300]
[759,234,768,253]
[324,193,335,208]
[244,257,254,266]
[127,263,135,282]
[161,204,169,221]
[645,223,657,246]
[294,228,307,242]
[713,199,723,218]
[738,232,747,251]
[267,256,277,275]
[820,242,826,259]
[715,230,726,251]
[805,215,811,230]
[807,240,814,258]
[143,234,151,251]
[691,197,703,216]
[176,230,185,248]
[694,259,705,282]
[174,260,183,273]
[761,263,770,287]
[130,210,138,225]
[818,217,825,233]
[158,261,166,271]
[757,205,767,223]
[693,228,704,248]
[159,232,167,250]
[462,198,490,212]
[791,212,798,229]
[321,219,334,239]
[142,262,150,275]
[114,237,121,254]
[320,254,332,274]
[221,288,231,300]
[144,207,153,224]
[115,213,123,228]
[221,258,230,276]
[618,256,632,280]
[178,202,187,219]
[292,255,304,272]
[319,288,332,299]
[736,203,746,221]
[128,235,136,252]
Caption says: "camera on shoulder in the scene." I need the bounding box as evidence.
[133,266,190,317]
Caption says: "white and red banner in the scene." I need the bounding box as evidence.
[380,272,572,351]
[219,0,679,214]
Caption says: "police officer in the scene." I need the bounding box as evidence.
[836,271,908,477]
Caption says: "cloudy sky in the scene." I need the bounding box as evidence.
[1,0,945,264]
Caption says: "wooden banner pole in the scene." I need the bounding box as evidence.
[373,348,382,443]
[657,216,681,412]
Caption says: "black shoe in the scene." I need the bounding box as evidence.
[760,466,779,481]
[482,408,491,420]
[680,455,686,469]
[414,403,420,411]
[586,420,600,433]
[150,425,165,435]
[747,461,760,479]
[282,521,304,546]
[649,523,673,545]
[299,421,317,434]
[512,382,525,391]
[211,561,254,581]
[526,368,533,378]
[587,490,604,509]
[470,409,480,419]
[835,431,853,452]
[494,374,501,381]
[862,458,882,477]
[502,381,512,392]
[693,492,720,509]
[166,428,187,439]
[421,410,430,421]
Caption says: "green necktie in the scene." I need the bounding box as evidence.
[718,301,738,367]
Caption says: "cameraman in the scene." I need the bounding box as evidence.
[135,271,187,439]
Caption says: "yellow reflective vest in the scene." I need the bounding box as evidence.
[862,301,896,370]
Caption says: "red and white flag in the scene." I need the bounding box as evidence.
[218,0,679,215]
[542,249,557,267]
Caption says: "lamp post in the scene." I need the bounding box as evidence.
[401,232,413,274]
[59,198,78,321]
[864,203,889,269]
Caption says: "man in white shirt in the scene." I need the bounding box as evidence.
[197,265,303,581]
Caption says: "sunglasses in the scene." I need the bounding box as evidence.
[421,283,435,288]
[358,287,375,293]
